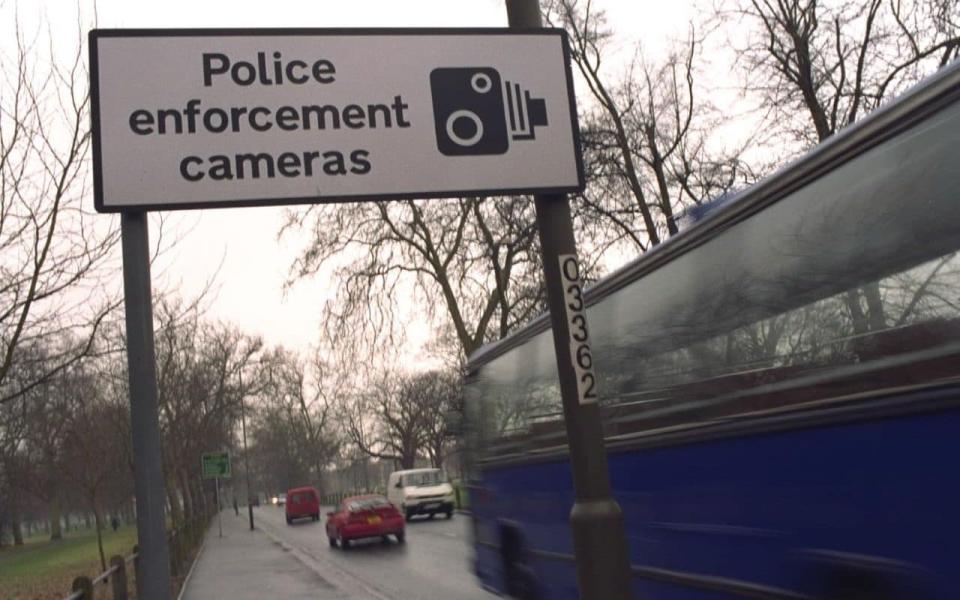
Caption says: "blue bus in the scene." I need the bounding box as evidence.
[463,61,960,599]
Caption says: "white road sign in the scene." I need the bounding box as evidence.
[90,29,584,212]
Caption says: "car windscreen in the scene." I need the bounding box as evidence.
[346,497,390,511]
[402,471,447,487]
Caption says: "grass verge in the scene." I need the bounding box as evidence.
[0,525,138,600]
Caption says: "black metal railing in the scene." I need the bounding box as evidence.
[63,513,212,600]
[66,550,136,600]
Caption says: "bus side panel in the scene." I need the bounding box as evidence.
[472,459,577,599]
[472,402,960,598]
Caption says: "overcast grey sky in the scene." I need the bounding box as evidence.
[5,0,698,357]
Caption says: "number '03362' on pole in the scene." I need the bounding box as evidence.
[559,254,597,404]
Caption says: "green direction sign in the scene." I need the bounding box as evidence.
[201,451,231,479]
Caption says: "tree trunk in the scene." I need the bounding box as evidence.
[167,480,183,527]
[863,282,887,331]
[124,499,135,525]
[313,460,325,493]
[179,470,194,521]
[92,499,106,572]
[844,290,869,335]
[49,500,63,541]
[167,478,184,527]
[11,503,23,546]
[191,478,207,517]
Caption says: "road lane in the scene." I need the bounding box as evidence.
[254,505,497,600]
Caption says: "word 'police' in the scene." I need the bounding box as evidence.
[203,52,336,86]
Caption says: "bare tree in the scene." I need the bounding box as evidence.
[0,391,28,544]
[415,370,462,469]
[724,0,959,147]
[152,298,262,525]
[60,367,128,572]
[338,371,421,469]
[252,347,339,489]
[337,368,462,470]
[722,0,960,331]
[21,372,74,541]
[0,11,121,406]
[284,197,545,360]
[547,0,751,251]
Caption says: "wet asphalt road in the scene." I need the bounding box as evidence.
[254,505,497,600]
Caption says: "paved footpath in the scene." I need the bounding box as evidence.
[179,508,351,600]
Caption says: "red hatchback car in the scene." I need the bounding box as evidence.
[326,494,405,548]
[285,486,320,524]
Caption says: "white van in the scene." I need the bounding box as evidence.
[387,468,456,521]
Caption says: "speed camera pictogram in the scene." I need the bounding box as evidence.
[430,67,549,156]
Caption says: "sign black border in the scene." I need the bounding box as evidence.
[89,27,585,213]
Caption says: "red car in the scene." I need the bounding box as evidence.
[325,494,405,548]
[285,486,320,524]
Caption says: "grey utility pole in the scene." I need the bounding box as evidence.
[239,371,255,531]
[121,212,172,600]
[506,1,633,598]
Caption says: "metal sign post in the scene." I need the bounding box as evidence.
[239,372,255,531]
[120,212,172,600]
[506,1,633,598]
[216,477,222,538]
[202,452,231,539]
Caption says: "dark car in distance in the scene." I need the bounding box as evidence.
[285,486,320,524]
[325,494,405,549]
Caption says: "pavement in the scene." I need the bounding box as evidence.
[179,506,494,600]
[179,508,344,599]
